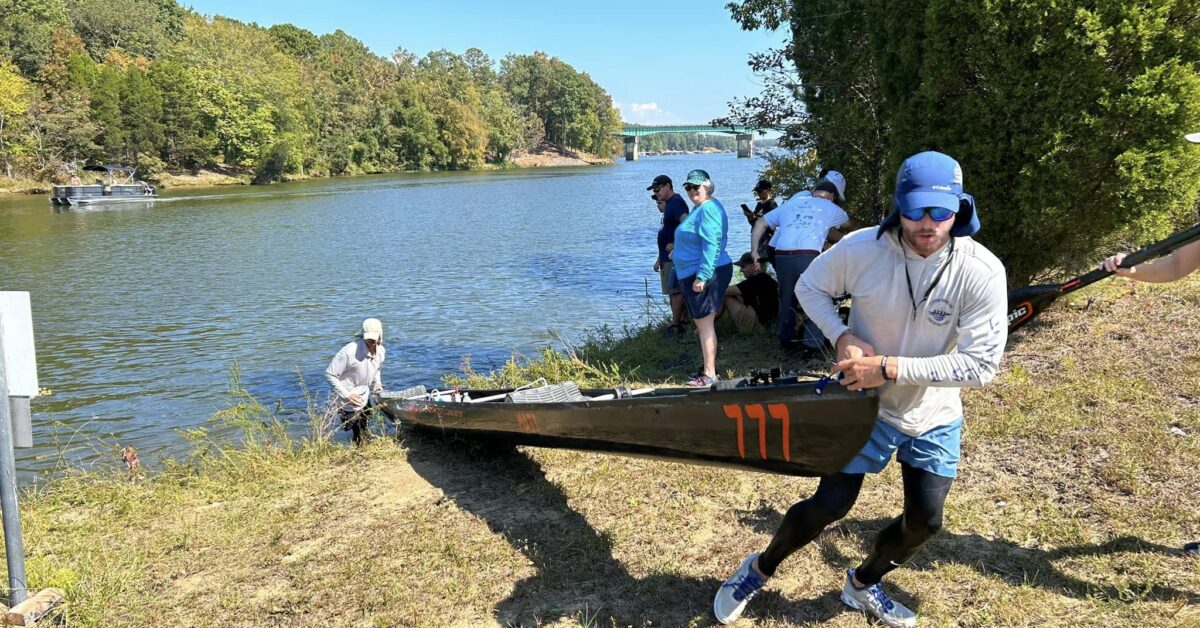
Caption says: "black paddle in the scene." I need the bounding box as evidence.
[1008,222,1200,333]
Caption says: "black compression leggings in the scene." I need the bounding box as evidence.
[757,462,953,584]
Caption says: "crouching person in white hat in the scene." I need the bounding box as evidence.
[324,318,386,445]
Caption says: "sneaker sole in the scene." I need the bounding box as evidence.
[839,590,865,612]
[839,591,915,628]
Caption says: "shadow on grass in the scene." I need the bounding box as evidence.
[405,430,1196,625]
[808,516,1200,607]
[403,431,813,626]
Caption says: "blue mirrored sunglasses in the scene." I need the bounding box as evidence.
[899,206,956,222]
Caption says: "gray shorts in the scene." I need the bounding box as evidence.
[659,261,680,295]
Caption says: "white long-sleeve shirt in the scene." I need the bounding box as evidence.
[796,227,1008,436]
[325,340,385,408]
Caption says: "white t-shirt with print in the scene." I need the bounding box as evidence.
[764,194,849,251]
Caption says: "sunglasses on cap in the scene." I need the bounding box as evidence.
[899,206,955,222]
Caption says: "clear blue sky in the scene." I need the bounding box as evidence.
[181,0,787,125]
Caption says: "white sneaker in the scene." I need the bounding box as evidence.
[839,568,917,628]
[713,552,767,624]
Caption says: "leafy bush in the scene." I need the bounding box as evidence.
[728,0,1200,284]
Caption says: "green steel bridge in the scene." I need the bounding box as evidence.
[617,124,763,160]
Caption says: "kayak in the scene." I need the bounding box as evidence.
[379,376,879,476]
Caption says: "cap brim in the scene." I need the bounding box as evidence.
[898,191,959,213]
[1187,132,1200,144]
[646,184,655,190]
[363,333,381,342]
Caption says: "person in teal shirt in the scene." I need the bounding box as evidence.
[673,169,733,387]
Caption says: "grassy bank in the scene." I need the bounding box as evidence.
[0,178,50,195]
[10,277,1200,626]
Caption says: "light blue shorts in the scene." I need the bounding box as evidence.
[841,417,962,478]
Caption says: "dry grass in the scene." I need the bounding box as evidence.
[10,277,1200,626]
[0,177,50,194]
[153,170,250,188]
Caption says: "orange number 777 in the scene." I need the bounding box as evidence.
[722,403,791,461]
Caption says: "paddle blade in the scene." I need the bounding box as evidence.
[1008,285,1062,333]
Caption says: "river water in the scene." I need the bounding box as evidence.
[0,153,768,476]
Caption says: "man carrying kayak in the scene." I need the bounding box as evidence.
[714,152,1008,627]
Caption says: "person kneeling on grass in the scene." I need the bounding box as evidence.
[325,318,386,445]
[721,252,778,334]
[713,152,1008,627]
[1101,131,1200,558]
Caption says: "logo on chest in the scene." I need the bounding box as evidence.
[926,298,955,326]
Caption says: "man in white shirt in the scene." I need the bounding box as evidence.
[749,170,851,350]
[715,152,1008,628]
[325,318,386,444]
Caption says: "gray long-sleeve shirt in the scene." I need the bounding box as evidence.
[324,340,385,406]
[796,227,1008,436]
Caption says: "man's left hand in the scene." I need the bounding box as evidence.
[693,278,706,292]
[833,356,886,391]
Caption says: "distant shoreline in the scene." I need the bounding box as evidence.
[0,146,616,196]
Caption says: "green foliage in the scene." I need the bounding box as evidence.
[148,60,214,167]
[0,1,621,182]
[118,66,163,167]
[732,0,1200,284]
[88,65,124,159]
[501,51,622,155]
[252,139,292,184]
[69,0,184,60]
[0,60,32,174]
[0,0,70,75]
[266,23,320,61]
[637,132,741,153]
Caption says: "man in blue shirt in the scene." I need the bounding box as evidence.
[649,174,690,331]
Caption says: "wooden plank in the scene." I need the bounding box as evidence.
[5,588,65,626]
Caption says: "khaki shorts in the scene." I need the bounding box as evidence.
[659,261,680,295]
[724,295,763,334]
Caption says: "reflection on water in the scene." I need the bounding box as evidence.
[0,153,766,478]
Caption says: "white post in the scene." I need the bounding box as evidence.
[0,293,37,449]
[0,318,27,605]
[0,292,39,606]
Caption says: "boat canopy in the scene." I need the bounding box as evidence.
[82,164,137,173]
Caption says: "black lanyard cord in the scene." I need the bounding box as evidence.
[900,235,955,321]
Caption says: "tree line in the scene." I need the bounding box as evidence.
[638,133,738,153]
[723,0,1200,285]
[0,0,623,183]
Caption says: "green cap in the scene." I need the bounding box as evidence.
[684,169,710,185]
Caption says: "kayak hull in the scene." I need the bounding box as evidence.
[381,379,879,477]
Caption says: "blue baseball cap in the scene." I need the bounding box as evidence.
[894,151,962,213]
[878,151,980,238]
